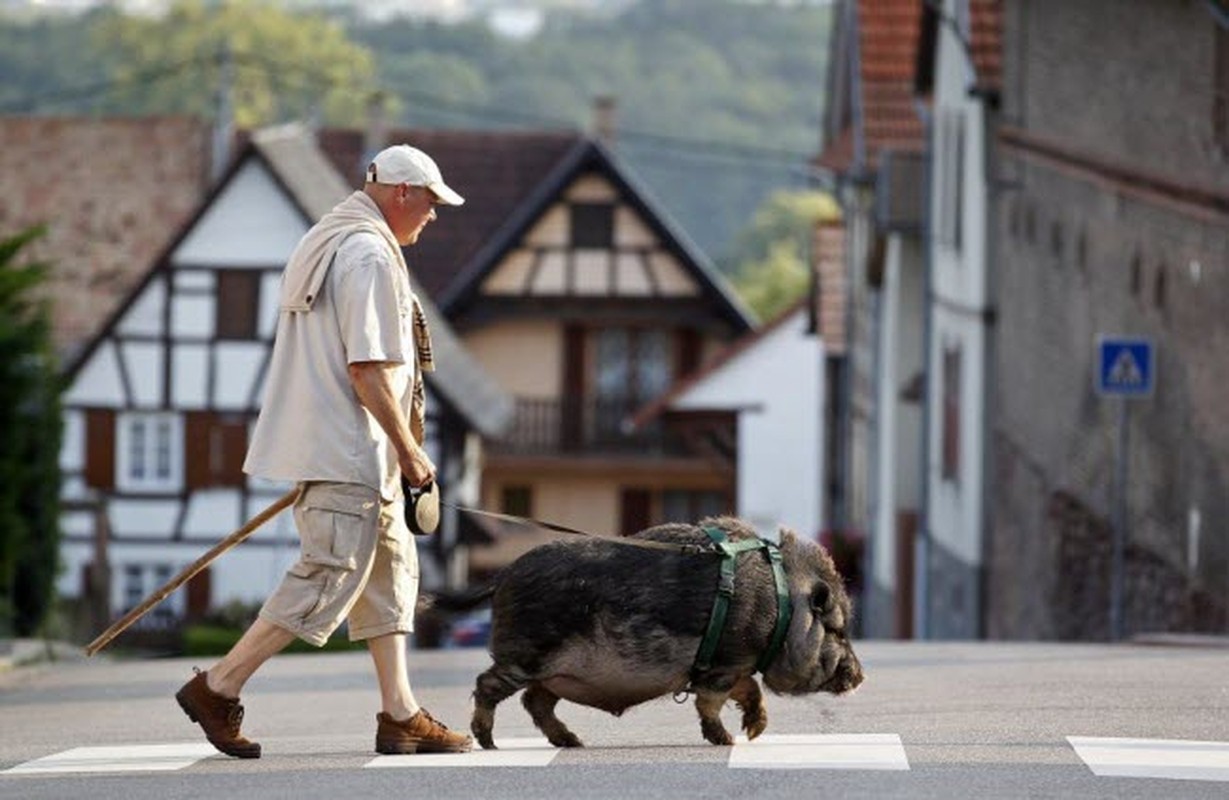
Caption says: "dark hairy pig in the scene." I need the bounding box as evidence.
[458,516,864,749]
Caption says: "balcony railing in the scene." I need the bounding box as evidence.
[489,396,690,457]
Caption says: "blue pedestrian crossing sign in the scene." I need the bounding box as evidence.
[1097,337,1154,397]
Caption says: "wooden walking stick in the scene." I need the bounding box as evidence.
[85,488,299,657]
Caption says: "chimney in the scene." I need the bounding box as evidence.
[591,95,616,146]
[210,41,234,183]
[361,90,390,183]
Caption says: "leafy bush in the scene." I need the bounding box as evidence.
[182,624,365,656]
[0,227,62,638]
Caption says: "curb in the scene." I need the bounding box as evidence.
[0,639,86,674]
[1130,632,1229,648]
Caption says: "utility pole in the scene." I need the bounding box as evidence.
[211,40,234,184]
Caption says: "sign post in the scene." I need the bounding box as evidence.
[1095,337,1154,641]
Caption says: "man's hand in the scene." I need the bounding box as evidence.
[401,450,436,489]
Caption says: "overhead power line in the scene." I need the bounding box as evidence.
[2,50,819,169]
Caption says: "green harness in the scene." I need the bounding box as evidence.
[692,526,792,677]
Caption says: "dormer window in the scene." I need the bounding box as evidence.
[571,203,614,248]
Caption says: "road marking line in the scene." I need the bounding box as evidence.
[1068,736,1229,782]
[729,733,910,770]
[364,737,558,768]
[3,743,218,775]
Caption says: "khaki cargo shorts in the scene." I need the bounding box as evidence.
[259,481,419,646]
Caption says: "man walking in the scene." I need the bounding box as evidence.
[175,144,472,758]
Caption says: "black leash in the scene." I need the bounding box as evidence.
[438,499,714,555]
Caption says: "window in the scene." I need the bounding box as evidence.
[593,328,671,405]
[117,412,183,492]
[1216,26,1229,154]
[661,490,728,524]
[936,109,964,250]
[121,563,182,621]
[151,565,175,624]
[570,203,614,248]
[216,270,260,340]
[501,486,533,517]
[941,346,962,482]
[123,565,144,612]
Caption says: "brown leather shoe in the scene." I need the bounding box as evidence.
[375,709,473,754]
[175,669,262,759]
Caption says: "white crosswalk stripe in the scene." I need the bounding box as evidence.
[3,743,218,775]
[1068,736,1229,782]
[729,733,910,770]
[365,737,558,768]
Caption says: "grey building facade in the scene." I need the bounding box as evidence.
[989,0,1229,639]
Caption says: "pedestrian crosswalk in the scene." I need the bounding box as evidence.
[1068,736,1229,783]
[3,743,218,775]
[727,733,909,771]
[4,735,1229,780]
[365,737,560,768]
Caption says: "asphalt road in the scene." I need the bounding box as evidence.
[1,639,1227,799]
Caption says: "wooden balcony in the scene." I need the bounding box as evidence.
[487,396,692,458]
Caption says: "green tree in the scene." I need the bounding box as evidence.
[726,190,841,321]
[0,227,62,638]
[89,0,378,128]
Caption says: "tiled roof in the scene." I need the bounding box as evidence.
[970,0,1003,92]
[857,0,927,163]
[0,115,211,359]
[317,127,581,301]
[816,0,926,175]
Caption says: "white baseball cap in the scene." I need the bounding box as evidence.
[365,144,465,206]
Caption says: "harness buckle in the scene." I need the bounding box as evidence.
[717,571,735,596]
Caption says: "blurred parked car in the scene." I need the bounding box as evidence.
[447,608,492,648]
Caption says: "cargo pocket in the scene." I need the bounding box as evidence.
[299,499,369,571]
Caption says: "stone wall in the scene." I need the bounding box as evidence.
[988,0,1229,638]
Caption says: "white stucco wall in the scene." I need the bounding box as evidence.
[173,159,308,267]
[926,0,991,567]
[873,235,926,588]
[671,309,825,539]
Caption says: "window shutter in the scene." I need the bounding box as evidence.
[677,328,701,377]
[185,567,211,621]
[184,411,212,489]
[619,487,652,536]
[84,409,116,490]
[562,325,586,450]
[216,271,260,340]
[214,414,248,486]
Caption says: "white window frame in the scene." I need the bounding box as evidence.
[118,562,183,620]
[116,412,183,493]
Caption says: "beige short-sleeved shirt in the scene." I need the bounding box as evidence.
[244,230,414,501]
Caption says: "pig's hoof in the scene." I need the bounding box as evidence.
[701,720,734,746]
[548,731,584,748]
[472,721,496,750]
[742,709,768,740]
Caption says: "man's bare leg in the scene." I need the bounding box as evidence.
[206,617,296,698]
[367,632,419,719]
